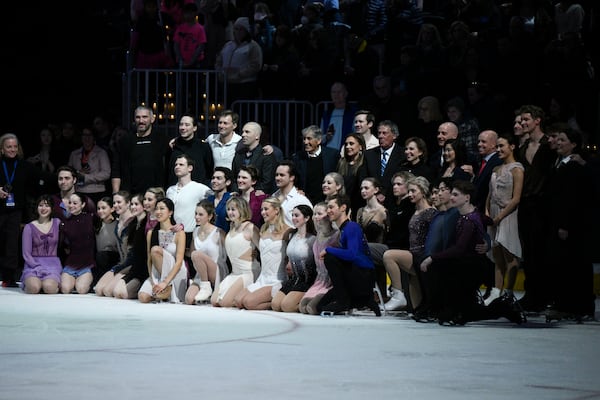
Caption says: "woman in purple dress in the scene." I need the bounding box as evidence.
[20,195,63,294]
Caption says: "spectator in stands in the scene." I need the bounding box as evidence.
[54,121,81,168]
[26,126,59,176]
[358,75,405,128]
[251,2,276,60]
[216,16,263,103]
[173,2,207,68]
[111,105,169,195]
[445,96,480,164]
[168,113,214,187]
[259,24,301,99]
[297,27,339,103]
[131,0,173,69]
[415,96,444,157]
[68,127,111,205]
[342,34,380,100]
[292,125,340,205]
[231,121,275,194]
[319,82,357,152]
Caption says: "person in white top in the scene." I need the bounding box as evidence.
[271,160,313,228]
[166,154,212,248]
[206,109,242,169]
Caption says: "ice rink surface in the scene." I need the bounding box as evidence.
[1,288,599,400]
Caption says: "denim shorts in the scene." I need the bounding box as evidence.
[62,266,93,278]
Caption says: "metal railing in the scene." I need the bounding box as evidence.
[123,58,341,156]
[123,60,227,139]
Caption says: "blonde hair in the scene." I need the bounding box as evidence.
[0,133,25,159]
[226,196,252,223]
[259,197,287,234]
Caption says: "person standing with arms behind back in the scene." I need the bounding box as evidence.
[0,133,45,287]
[111,105,169,195]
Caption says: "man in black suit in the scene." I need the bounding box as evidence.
[292,125,340,204]
[231,121,276,194]
[471,130,502,212]
[363,120,407,207]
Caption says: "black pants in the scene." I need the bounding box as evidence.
[320,252,375,309]
[0,210,22,282]
[425,255,487,320]
[518,198,550,306]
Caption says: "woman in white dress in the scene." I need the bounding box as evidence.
[211,196,260,307]
[235,196,292,310]
[185,199,228,305]
[484,133,524,305]
[138,198,188,303]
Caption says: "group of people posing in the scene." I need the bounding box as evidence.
[1,102,596,323]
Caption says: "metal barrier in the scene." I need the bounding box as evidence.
[123,58,345,157]
[123,63,227,139]
[231,100,315,157]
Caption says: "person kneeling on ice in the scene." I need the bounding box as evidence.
[316,194,381,316]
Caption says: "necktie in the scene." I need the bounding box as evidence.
[381,151,388,176]
[478,158,487,175]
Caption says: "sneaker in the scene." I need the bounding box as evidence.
[484,287,501,306]
[384,288,407,311]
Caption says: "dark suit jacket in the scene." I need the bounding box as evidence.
[363,143,407,205]
[293,146,340,194]
[473,152,502,212]
[231,144,276,194]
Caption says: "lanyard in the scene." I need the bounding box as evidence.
[2,160,17,186]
